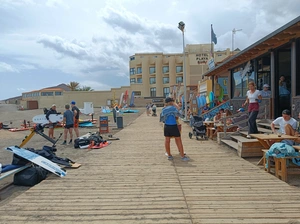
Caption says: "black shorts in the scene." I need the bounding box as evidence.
[65,124,74,129]
[164,124,180,137]
[49,123,57,128]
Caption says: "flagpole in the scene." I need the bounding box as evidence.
[211,24,213,58]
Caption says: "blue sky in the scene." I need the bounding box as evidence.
[0,0,299,100]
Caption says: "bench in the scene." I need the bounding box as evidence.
[262,148,300,182]
[274,156,300,182]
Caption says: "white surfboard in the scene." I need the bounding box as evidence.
[6,146,67,177]
[33,114,63,124]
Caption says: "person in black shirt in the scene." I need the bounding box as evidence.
[45,104,58,139]
[71,101,80,138]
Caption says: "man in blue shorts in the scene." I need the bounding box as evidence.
[160,97,190,161]
[61,104,74,145]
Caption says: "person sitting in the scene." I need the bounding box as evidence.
[203,104,210,112]
[260,84,271,98]
[213,109,224,125]
[271,109,297,136]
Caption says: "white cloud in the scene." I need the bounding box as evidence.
[0,62,19,73]
[0,0,35,9]
[0,0,300,100]
[80,80,112,90]
[17,88,25,91]
[46,0,69,9]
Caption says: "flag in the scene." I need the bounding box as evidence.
[211,24,217,45]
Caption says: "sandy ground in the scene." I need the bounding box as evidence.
[0,104,145,204]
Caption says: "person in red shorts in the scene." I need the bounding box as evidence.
[70,101,80,138]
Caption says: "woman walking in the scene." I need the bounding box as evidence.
[242,81,262,138]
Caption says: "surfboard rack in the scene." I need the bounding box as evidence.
[19,124,62,148]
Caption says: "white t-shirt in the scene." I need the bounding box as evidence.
[272,117,297,134]
[246,90,261,103]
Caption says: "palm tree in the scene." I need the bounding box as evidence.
[67,81,80,91]
[79,86,94,91]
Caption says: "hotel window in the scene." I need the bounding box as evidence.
[137,78,142,83]
[149,67,156,74]
[55,91,62,96]
[176,66,183,73]
[163,87,170,97]
[150,87,156,97]
[150,77,156,84]
[162,66,169,73]
[163,77,169,84]
[130,68,135,75]
[41,92,54,96]
[133,91,141,96]
[176,76,183,84]
[130,56,135,61]
[137,67,142,74]
[130,78,136,83]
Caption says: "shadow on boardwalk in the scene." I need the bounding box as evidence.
[1,110,300,224]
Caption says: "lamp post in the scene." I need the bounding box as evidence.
[232,28,242,54]
[178,21,188,121]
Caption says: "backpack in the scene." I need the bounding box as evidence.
[43,108,49,114]
[74,138,91,148]
[13,166,48,186]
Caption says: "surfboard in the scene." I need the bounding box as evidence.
[79,122,94,127]
[201,96,206,107]
[33,114,63,124]
[9,128,30,132]
[203,95,207,105]
[6,146,66,177]
[218,87,224,102]
[129,91,135,107]
[209,91,215,108]
[119,93,124,107]
[206,95,210,104]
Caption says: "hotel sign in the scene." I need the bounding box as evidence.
[196,53,209,65]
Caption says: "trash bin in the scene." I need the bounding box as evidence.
[116,116,123,129]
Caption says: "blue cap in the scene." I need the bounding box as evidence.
[71,101,76,105]
[237,108,245,112]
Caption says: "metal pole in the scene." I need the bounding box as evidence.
[232,29,234,53]
[182,31,188,121]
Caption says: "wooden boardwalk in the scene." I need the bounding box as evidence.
[1,113,300,224]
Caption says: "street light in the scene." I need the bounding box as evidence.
[178,21,188,121]
[232,28,242,53]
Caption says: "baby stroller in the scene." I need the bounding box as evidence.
[151,105,157,117]
[188,116,208,140]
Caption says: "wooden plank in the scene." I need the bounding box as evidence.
[257,127,272,133]
[221,139,238,150]
[231,135,259,143]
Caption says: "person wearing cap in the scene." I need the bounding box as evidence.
[242,81,262,138]
[160,97,190,161]
[260,84,271,98]
[45,104,58,139]
[70,101,80,138]
[271,109,297,136]
[61,104,74,145]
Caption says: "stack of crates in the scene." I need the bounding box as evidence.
[99,116,109,134]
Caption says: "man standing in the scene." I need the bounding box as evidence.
[45,104,58,139]
[260,84,271,98]
[62,104,74,145]
[71,101,80,138]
